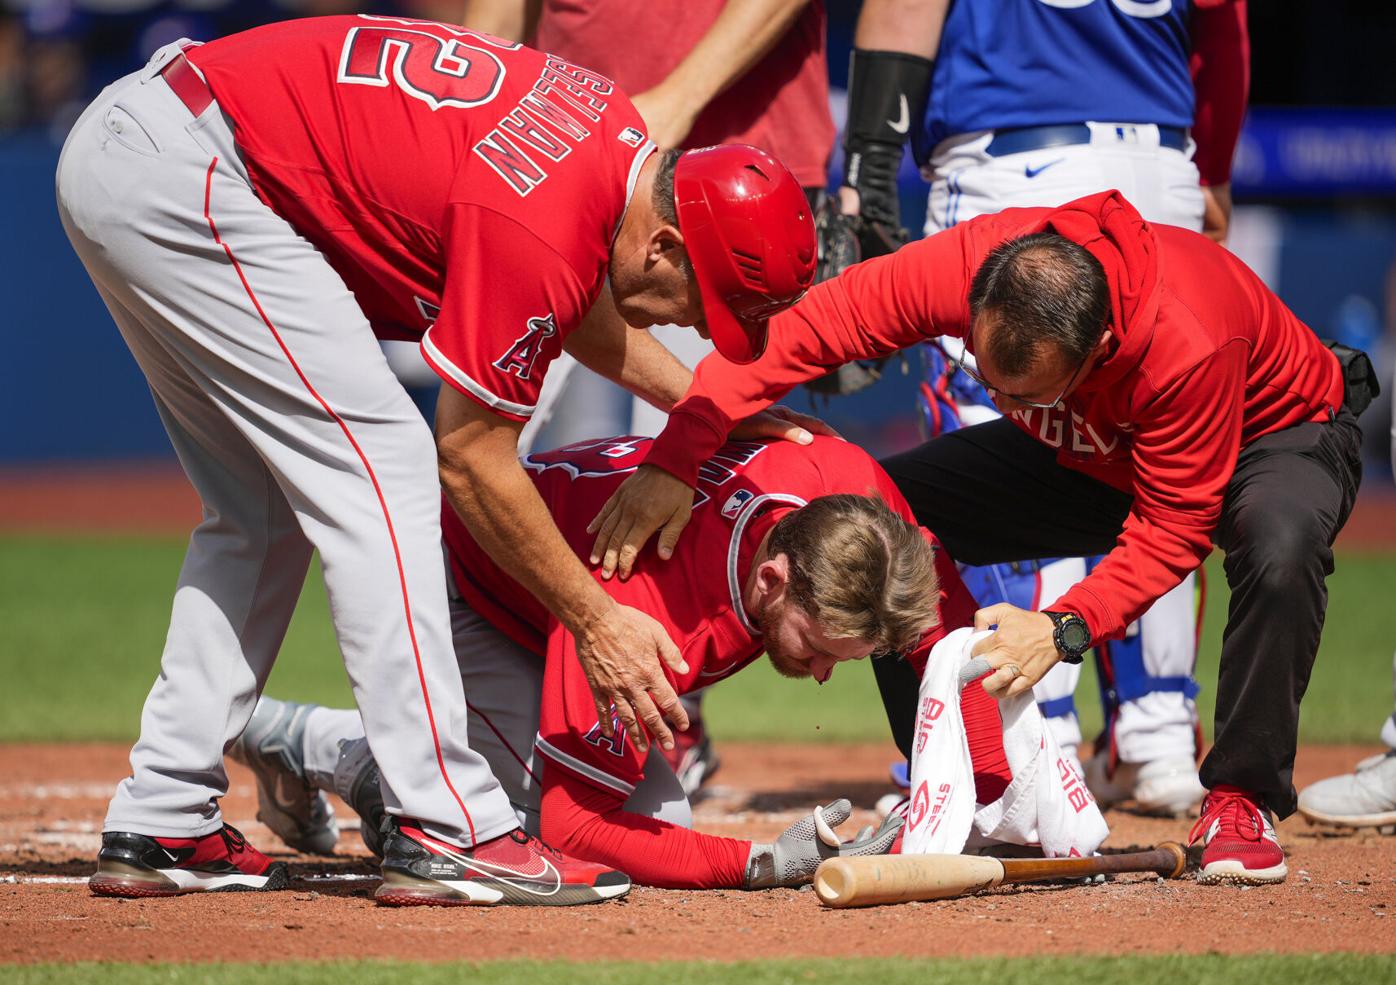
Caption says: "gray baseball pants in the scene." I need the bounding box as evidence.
[55,43,517,848]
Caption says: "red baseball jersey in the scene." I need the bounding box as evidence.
[532,0,834,188]
[443,433,976,801]
[645,191,1345,644]
[187,15,653,421]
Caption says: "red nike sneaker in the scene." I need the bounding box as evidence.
[90,824,289,897]
[1189,786,1288,885]
[375,820,631,906]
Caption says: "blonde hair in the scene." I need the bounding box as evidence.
[767,494,940,654]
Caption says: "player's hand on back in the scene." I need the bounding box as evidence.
[729,404,840,442]
[745,799,904,889]
[587,464,695,581]
[586,409,835,580]
[575,601,691,754]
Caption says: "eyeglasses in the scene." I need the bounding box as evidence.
[951,349,1090,411]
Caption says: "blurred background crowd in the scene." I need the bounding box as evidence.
[0,2,466,139]
[2,0,1396,482]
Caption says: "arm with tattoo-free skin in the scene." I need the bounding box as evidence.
[460,0,541,42]
[837,0,949,219]
[436,386,690,754]
[628,0,814,149]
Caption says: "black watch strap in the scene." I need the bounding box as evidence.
[1044,611,1091,664]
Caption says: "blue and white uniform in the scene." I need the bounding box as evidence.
[919,0,1205,235]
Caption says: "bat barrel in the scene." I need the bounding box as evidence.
[814,854,1006,908]
[813,843,1187,908]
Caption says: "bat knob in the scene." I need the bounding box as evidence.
[813,858,856,908]
[1157,841,1187,879]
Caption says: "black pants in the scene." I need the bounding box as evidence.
[877,412,1363,818]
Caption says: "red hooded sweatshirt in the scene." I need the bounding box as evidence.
[645,192,1344,642]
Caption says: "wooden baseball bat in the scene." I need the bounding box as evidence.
[813,842,1186,908]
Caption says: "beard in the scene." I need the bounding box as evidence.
[753,602,812,680]
[766,650,812,680]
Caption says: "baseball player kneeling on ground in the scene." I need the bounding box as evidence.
[58,14,819,905]
[240,434,1097,887]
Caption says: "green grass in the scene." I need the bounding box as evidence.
[1,535,1393,745]
[3,956,1394,985]
[0,535,350,742]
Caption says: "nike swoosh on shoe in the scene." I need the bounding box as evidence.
[419,833,564,896]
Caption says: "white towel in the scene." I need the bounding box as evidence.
[902,627,1109,858]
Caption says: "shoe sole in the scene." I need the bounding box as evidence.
[1298,806,1396,833]
[374,870,630,907]
[1196,859,1288,885]
[90,860,289,897]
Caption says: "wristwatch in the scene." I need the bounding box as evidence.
[1043,611,1091,664]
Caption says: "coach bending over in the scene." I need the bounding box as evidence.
[588,190,1374,886]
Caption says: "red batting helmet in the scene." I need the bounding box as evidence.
[674,145,817,364]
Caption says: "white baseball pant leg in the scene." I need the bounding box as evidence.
[927,124,1203,764]
[1382,646,1396,751]
[56,45,515,847]
[924,123,1206,237]
[310,583,692,835]
[1107,574,1199,763]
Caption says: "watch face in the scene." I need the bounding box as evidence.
[1062,620,1091,651]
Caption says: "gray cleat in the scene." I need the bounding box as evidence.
[333,736,386,857]
[229,698,340,855]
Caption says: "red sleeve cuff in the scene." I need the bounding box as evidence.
[1046,585,1118,645]
[643,408,729,485]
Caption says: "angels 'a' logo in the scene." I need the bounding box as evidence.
[493,313,557,380]
[582,713,627,758]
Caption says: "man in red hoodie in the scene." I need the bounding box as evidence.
[588,191,1370,886]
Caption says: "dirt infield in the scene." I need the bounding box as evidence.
[3,742,1393,964]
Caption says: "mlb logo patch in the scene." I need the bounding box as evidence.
[617,127,646,148]
[721,489,754,518]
